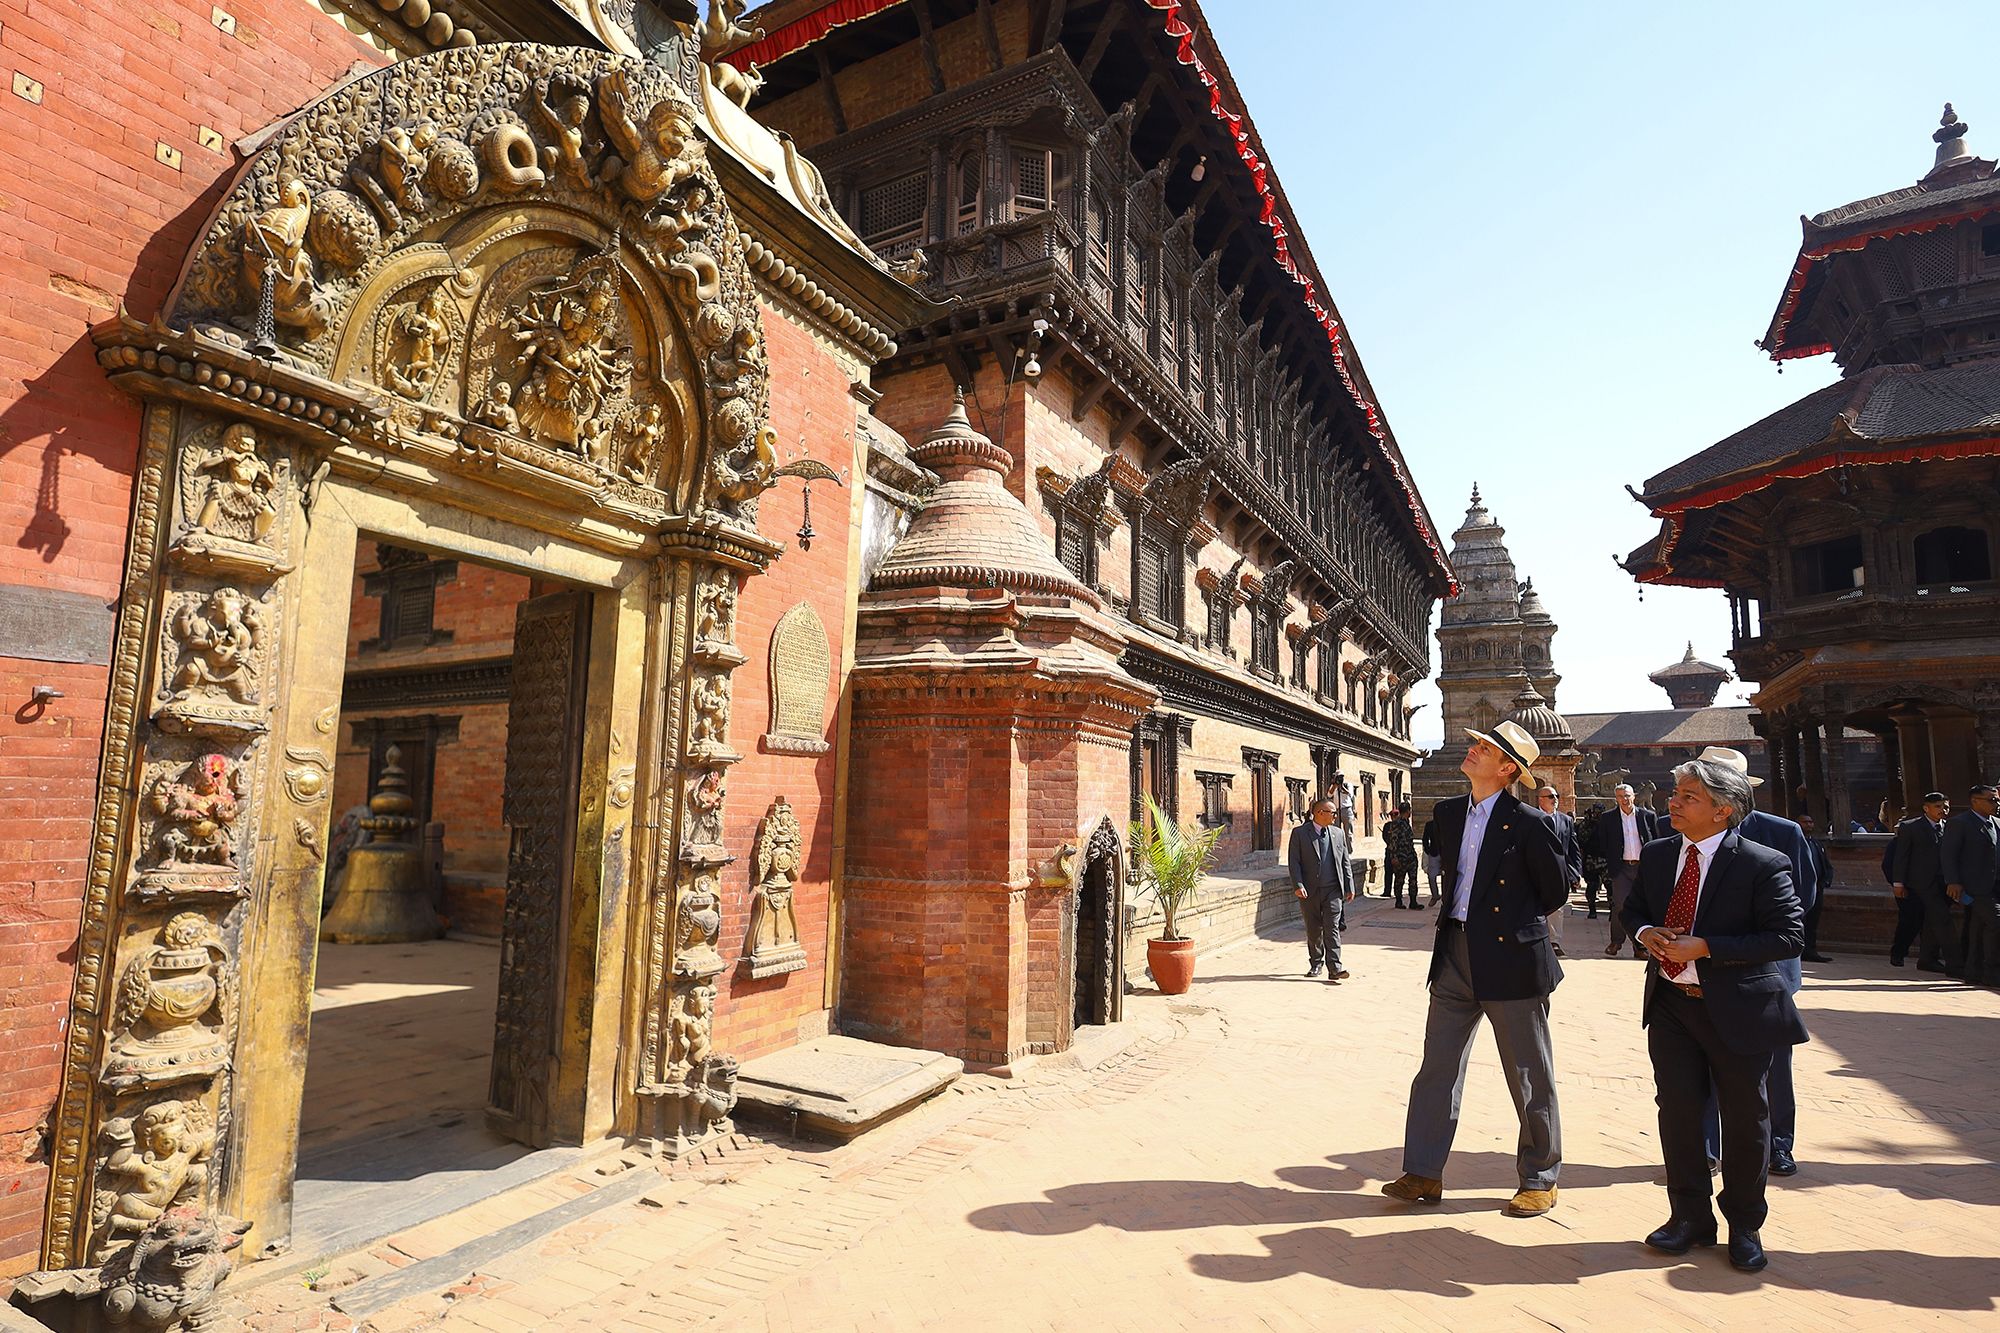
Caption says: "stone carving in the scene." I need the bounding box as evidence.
[472,110,547,193]
[98,1204,245,1332]
[764,602,830,753]
[158,589,265,735]
[1033,842,1079,890]
[673,869,724,977]
[501,242,633,462]
[700,0,765,108]
[472,378,520,433]
[706,324,778,506]
[529,73,597,191]
[240,178,327,338]
[103,914,231,1092]
[183,424,278,548]
[689,672,729,750]
[88,1099,216,1264]
[144,755,243,873]
[686,1052,739,1134]
[671,981,717,1070]
[688,768,726,846]
[1143,455,1213,532]
[620,400,669,483]
[354,121,440,232]
[695,576,736,646]
[304,189,380,271]
[742,796,806,976]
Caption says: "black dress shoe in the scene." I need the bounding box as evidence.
[1769,1149,1797,1177]
[1305,964,1323,978]
[1917,960,1945,973]
[1889,955,1906,967]
[1644,1216,1717,1255]
[1728,1229,1768,1272]
[1803,951,1833,963]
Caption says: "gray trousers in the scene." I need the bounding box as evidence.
[1300,888,1345,970]
[1605,861,1641,949]
[1402,923,1562,1189]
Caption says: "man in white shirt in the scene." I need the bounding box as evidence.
[1595,783,1659,958]
[1621,757,1806,1274]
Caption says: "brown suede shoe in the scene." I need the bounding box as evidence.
[1380,1173,1443,1204]
[1503,1185,1558,1217]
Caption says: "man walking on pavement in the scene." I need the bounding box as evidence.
[1289,798,1356,982]
[1599,783,1661,957]
[1890,792,1958,973]
[1382,720,1569,1218]
[1535,783,1584,956]
[1942,785,2000,986]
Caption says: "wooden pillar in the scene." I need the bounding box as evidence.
[1979,705,2000,788]
[1780,726,1803,820]
[1822,717,1851,835]
[1801,721,1828,831]
[1880,725,1904,824]
[1892,708,1931,810]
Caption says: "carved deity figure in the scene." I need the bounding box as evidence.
[529,74,595,191]
[700,0,766,108]
[385,283,455,400]
[689,674,728,747]
[97,1204,245,1333]
[688,769,725,845]
[621,401,667,482]
[473,379,519,433]
[687,1053,738,1134]
[596,67,704,204]
[104,913,231,1091]
[189,423,277,544]
[149,755,241,868]
[89,1101,215,1264]
[169,589,261,704]
[673,870,723,976]
[743,796,806,974]
[506,251,630,460]
[241,177,321,334]
[376,120,439,226]
[694,578,735,645]
[670,982,716,1070]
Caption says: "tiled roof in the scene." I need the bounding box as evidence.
[1641,361,2000,501]
[1805,169,2000,238]
[1567,707,1759,748]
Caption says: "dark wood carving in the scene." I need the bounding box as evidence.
[488,591,589,1146]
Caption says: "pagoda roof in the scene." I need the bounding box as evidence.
[1649,643,1729,681]
[1761,106,2000,360]
[732,0,1455,592]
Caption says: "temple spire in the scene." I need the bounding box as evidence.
[1926,102,1977,181]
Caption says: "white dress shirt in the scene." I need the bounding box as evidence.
[1646,828,1728,986]
[1620,809,1643,860]
[1449,791,1501,921]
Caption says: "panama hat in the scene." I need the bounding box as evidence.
[1695,746,1764,787]
[1464,719,1540,775]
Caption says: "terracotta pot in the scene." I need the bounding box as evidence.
[1147,937,1196,994]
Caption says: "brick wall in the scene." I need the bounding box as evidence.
[0,0,384,1274]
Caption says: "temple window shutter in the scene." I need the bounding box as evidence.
[860,170,929,257]
[954,153,983,235]
[1010,147,1064,217]
[1137,529,1168,620]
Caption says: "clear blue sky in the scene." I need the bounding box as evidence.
[1200,2,2000,748]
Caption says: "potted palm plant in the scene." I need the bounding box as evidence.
[1130,795,1224,995]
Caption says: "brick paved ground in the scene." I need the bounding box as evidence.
[240,893,2000,1332]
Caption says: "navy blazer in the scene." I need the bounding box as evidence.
[1941,810,1999,897]
[1595,805,1661,863]
[1737,810,1818,917]
[1890,815,1947,892]
[1621,829,1808,1054]
[1549,810,1583,888]
[1428,790,1568,1001]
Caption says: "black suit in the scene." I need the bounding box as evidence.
[1942,808,2000,983]
[1597,804,1661,951]
[1890,815,1957,969]
[1549,810,1583,888]
[1400,790,1568,1190]
[1621,830,1806,1232]
[1287,819,1353,971]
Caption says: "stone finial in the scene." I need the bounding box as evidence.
[1935,102,1971,164]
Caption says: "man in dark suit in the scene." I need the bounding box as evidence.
[1796,814,1835,962]
[1623,756,1806,1273]
[1942,785,2000,985]
[1597,783,1661,957]
[1534,784,1584,957]
[1382,721,1569,1218]
[1288,798,1355,981]
[1890,792,1957,972]
[1421,815,1442,904]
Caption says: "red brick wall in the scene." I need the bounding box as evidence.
[0,0,384,1274]
[710,303,864,1062]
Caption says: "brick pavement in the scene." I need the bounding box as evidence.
[238,893,2000,1332]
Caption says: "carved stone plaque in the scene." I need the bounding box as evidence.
[763,602,830,754]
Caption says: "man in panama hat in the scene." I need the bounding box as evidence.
[1382,719,1570,1217]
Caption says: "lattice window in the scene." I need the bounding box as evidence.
[1086,188,1113,298]
[360,546,455,653]
[1195,771,1233,828]
[1909,230,1958,290]
[1206,590,1230,654]
[859,170,929,257]
[1317,638,1340,699]
[1055,507,1096,586]
[1124,233,1148,336]
[1868,244,1911,297]
[1249,605,1277,675]
[1136,526,1175,625]
[1285,777,1310,821]
[1010,146,1066,217]
[953,153,984,236]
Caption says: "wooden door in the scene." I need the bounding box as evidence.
[487,590,590,1146]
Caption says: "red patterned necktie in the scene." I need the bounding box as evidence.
[1661,844,1702,981]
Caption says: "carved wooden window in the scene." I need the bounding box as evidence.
[1290,635,1309,690]
[1086,188,1113,301]
[1205,589,1231,654]
[1010,146,1068,218]
[1244,748,1279,852]
[1915,525,1993,587]
[1317,638,1340,699]
[1055,506,1096,586]
[1361,773,1377,837]
[360,546,455,653]
[1160,273,1180,366]
[953,152,984,236]
[1285,777,1310,822]
[1249,605,1278,676]
[1135,524,1179,628]
[1790,534,1864,598]
[1195,770,1232,828]
[1124,234,1149,341]
[1190,316,1208,400]
[859,170,929,258]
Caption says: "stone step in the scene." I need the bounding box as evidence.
[734,1035,963,1142]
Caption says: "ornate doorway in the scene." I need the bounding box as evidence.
[1071,818,1126,1032]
